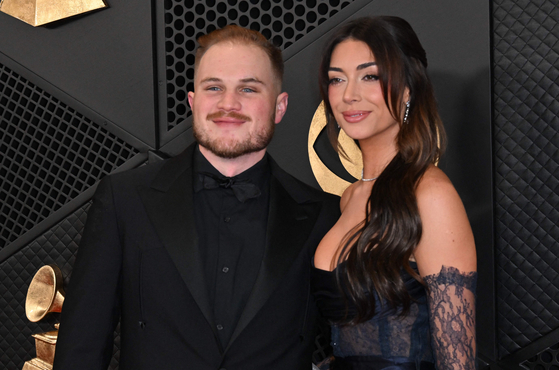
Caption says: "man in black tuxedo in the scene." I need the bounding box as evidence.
[53,25,339,370]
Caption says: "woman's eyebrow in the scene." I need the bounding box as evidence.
[328,61,377,73]
[357,62,377,70]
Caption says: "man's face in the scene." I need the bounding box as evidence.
[188,42,288,159]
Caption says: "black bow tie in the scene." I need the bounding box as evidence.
[198,172,261,202]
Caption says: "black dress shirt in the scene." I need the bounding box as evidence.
[192,146,270,349]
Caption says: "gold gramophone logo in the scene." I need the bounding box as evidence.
[308,101,362,196]
[23,264,65,370]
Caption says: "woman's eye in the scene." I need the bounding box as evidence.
[328,77,343,85]
[363,74,379,81]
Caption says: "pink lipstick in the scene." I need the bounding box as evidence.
[342,111,370,123]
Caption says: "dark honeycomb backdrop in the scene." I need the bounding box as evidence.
[162,0,355,131]
[521,342,559,370]
[0,62,138,251]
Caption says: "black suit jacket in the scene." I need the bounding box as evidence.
[54,144,340,370]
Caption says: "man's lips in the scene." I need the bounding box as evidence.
[207,112,251,124]
[342,110,370,123]
[213,117,245,124]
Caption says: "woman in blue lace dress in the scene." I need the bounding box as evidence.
[312,17,477,370]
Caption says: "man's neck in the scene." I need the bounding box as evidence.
[198,145,267,177]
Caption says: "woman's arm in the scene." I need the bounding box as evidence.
[414,167,477,370]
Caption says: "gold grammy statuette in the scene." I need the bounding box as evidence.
[0,0,107,27]
[22,265,65,370]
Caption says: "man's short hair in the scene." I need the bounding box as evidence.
[195,25,284,90]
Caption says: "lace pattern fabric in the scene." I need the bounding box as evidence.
[424,266,477,370]
[312,262,434,369]
[332,301,431,361]
[312,263,477,369]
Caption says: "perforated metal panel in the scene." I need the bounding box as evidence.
[493,0,559,359]
[162,0,356,131]
[520,342,559,370]
[0,63,139,251]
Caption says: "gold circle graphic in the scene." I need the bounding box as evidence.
[308,101,362,196]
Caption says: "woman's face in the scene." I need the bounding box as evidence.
[327,39,401,145]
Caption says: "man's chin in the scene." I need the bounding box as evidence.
[199,140,266,159]
[194,123,274,159]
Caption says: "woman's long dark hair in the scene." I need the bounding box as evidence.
[319,16,447,324]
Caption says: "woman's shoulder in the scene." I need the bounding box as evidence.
[415,165,461,208]
[414,165,477,276]
[417,164,452,188]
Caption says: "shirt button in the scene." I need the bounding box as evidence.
[217,324,224,331]
[224,216,231,223]
[222,266,229,273]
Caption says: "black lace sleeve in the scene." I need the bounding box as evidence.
[424,265,477,370]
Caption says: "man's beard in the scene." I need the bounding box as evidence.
[193,112,275,159]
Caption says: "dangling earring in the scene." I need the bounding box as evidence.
[403,101,410,124]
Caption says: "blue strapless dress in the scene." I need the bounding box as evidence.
[311,262,435,370]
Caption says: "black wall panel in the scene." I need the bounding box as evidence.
[0,54,142,253]
[0,0,557,369]
[0,204,88,368]
[0,0,157,148]
[493,0,559,367]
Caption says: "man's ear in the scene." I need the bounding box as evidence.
[274,92,289,124]
[188,91,195,110]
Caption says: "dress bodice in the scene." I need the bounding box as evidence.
[311,262,435,369]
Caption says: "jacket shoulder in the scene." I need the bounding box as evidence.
[102,145,195,190]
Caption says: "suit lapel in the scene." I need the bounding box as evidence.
[225,174,321,351]
[139,150,324,353]
[138,147,216,338]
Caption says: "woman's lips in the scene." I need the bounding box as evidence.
[342,111,370,123]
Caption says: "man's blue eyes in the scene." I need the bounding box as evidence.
[206,87,256,92]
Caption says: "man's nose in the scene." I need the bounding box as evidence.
[217,91,242,111]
